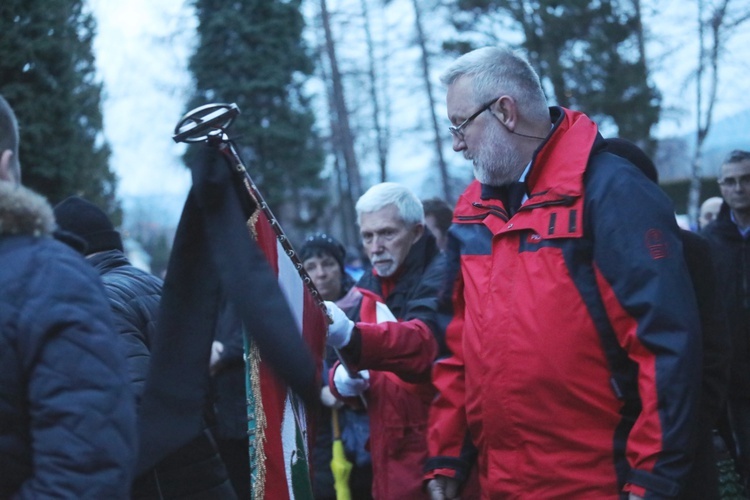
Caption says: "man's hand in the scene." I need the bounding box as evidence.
[325,300,354,348]
[332,364,370,397]
[426,475,460,500]
[320,386,344,409]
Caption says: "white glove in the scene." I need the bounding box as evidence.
[333,364,370,398]
[320,386,343,409]
[325,300,354,348]
[426,475,461,500]
[209,340,224,375]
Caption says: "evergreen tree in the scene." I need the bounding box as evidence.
[449,0,660,150]
[0,0,119,218]
[185,0,325,232]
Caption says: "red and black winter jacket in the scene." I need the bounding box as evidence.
[425,107,701,499]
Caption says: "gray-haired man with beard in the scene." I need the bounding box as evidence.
[425,47,700,499]
[0,94,137,498]
[325,182,447,499]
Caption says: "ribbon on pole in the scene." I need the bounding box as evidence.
[168,103,327,499]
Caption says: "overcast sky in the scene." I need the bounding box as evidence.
[88,0,750,226]
[89,0,195,225]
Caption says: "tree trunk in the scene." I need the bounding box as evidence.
[319,0,362,246]
[359,0,390,183]
[411,0,452,201]
[689,0,730,227]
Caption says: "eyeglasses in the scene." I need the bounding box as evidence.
[448,96,500,140]
[718,174,750,189]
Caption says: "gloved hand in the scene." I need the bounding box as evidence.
[209,340,224,375]
[426,475,461,500]
[332,364,370,398]
[320,386,344,409]
[325,300,354,348]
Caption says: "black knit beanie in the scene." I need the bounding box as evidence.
[299,233,346,272]
[53,196,124,254]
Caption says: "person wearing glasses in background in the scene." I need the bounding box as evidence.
[702,150,750,488]
[424,47,701,499]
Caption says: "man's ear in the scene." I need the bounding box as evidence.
[491,96,518,130]
[0,150,16,184]
[412,222,425,243]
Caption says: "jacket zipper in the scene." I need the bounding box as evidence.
[456,196,576,223]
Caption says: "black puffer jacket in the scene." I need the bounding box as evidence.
[87,249,162,403]
[0,184,137,498]
[82,251,235,499]
[702,202,750,397]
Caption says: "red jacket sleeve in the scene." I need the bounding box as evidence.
[424,268,474,482]
[354,318,438,383]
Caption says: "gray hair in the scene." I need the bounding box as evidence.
[0,94,21,182]
[356,182,424,227]
[440,47,549,122]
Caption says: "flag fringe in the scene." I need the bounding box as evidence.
[247,340,267,498]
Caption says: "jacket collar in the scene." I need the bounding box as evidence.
[708,201,750,239]
[87,249,131,274]
[524,106,599,203]
[455,107,598,218]
[0,181,55,238]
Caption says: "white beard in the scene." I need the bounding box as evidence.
[472,124,523,186]
[371,251,398,277]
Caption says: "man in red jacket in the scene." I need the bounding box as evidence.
[425,47,701,499]
[325,182,446,499]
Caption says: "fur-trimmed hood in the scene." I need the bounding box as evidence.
[0,181,55,238]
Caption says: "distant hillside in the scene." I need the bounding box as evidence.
[656,109,750,181]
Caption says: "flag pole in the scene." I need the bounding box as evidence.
[174,103,329,317]
[173,102,367,407]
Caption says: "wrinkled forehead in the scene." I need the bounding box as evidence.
[446,76,479,119]
[359,204,406,232]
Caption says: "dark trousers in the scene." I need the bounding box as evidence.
[680,426,720,499]
[729,397,750,486]
[216,438,251,499]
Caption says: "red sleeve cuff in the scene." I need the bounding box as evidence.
[424,467,459,481]
[624,482,646,498]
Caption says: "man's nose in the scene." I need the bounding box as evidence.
[452,135,466,152]
[368,236,385,251]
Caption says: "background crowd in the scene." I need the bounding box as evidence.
[2,43,750,500]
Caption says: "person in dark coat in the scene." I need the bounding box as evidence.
[54,195,236,499]
[301,233,372,500]
[606,138,731,500]
[702,149,750,486]
[207,298,251,499]
[422,198,453,253]
[0,94,137,498]
[54,196,160,403]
